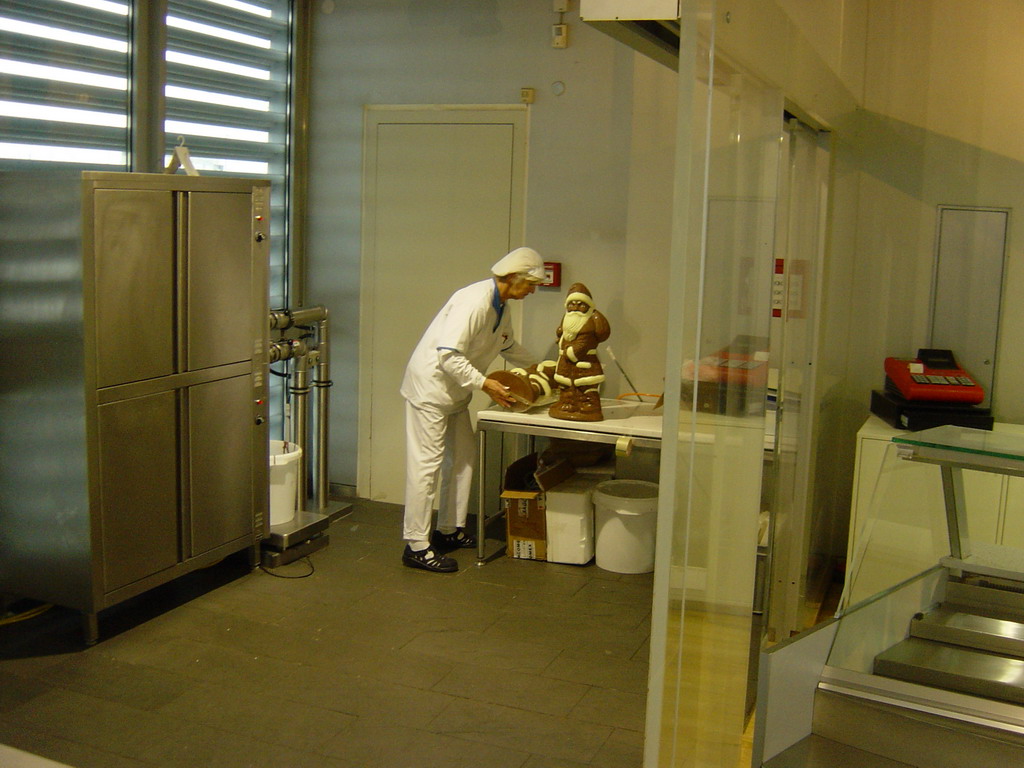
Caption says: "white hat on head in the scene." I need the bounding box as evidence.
[491,247,545,281]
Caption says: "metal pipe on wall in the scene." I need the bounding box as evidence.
[269,306,327,331]
[268,338,308,363]
[290,347,310,513]
[313,310,331,511]
[287,0,314,309]
[269,304,331,513]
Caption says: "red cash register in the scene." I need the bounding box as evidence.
[883,349,984,404]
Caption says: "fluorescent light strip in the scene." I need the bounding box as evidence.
[1,100,127,128]
[0,58,127,90]
[0,17,128,53]
[165,119,268,142]
[165,50,269,80]
[163,153,269,174]
[167,15,270,49]
[165,85,268,111]
[0,142,125,165]
[55,0,128,15]
[202,0,273,19]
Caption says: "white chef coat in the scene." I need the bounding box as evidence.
[400,278,533,411]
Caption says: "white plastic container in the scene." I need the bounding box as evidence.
[269,440,302,526]
[545,475,601,564]
[593,479,659,574]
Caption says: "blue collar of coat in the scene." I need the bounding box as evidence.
[492,279,504,330]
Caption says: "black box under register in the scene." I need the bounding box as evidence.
[870,389,994,431]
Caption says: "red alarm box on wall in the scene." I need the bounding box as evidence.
[541,261,561,287]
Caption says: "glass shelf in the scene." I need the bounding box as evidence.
[892,425,1024,478]
[891,425,1024,579]
[893,425,1024,464]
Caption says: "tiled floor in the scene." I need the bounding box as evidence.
[0,500,652,767]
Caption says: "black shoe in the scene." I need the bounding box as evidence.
[402,545,458,573]
[430,527,478,552]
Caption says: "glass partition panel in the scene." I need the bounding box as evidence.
[648,1,783,765]
[838,441,950,611]
[764,118,833,642]
[830,425,1024,677]
[645,3,1024,765]
[829,565,947,675]
[838,424,1024,615]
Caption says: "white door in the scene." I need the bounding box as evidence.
[358,106,528,502]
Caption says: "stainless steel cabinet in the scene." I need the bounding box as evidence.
[96,391,181,593]
[0,171,270,642]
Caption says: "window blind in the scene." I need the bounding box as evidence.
[1,0,292,303]
[165,0,291,307]
[0,0,131,170]
[1,0,296,428]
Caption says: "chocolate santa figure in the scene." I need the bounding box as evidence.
[549,283,611,422]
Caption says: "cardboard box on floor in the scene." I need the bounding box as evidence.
[502,453,574,560]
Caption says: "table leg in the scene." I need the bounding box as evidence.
[477,427,487,564]
[941,464,970,560]
[82,611,98,646]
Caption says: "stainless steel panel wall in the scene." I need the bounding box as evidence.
[187,192,254,371]
[93,189,175,388]
[97,391,180,593]
[188,374,255,556]
[0,171,93,610]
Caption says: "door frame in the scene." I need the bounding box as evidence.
[765,116,832,640]
[357,105,529,500]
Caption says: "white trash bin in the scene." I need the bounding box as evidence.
[593,479,658,574]
[269,440,302,526]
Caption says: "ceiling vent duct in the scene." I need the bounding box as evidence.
[580,0,681,71]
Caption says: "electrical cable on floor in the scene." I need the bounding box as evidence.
[0,602,52,626]
[259,556,315,578]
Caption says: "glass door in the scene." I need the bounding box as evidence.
[646,2,785,765]
[764,117,833,642]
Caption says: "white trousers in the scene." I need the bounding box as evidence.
[403,401,475,544]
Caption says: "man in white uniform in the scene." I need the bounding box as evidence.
[400,247,546,572]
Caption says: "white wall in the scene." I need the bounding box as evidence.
[857,0,1024,423]
[307,0,677,486]
[718,0,1024,559]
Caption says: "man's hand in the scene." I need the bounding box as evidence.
[483,378,516,408]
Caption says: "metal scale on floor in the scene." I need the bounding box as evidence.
[263,306,350,566]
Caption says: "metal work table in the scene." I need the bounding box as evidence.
[474,399,663,563]
[894,425,1024,580]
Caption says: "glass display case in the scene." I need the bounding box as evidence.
[843,424,1024,611]
[892,426,1024,578]
[757,426,1024,766]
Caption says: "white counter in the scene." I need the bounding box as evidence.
[477,398,664,446]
